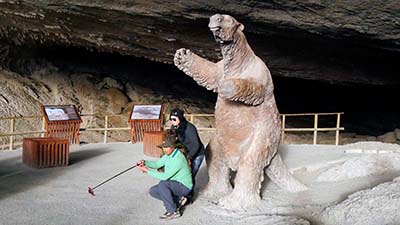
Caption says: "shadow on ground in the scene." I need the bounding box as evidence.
[69,148,111,165]
[0,148,110,200]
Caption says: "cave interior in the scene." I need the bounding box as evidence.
[2,37,399,136]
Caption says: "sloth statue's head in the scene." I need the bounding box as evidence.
[208,14,244,44]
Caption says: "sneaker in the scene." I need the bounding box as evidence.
[159,211,181,220]
[178,196,188,209]
[159,212,168,218]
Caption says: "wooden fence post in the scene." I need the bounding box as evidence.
[335,113,341,145]
[189,115,194,123]
[9,118,15,150]
[313,114,318,145]
[104,116,108,143]
[281,114,286,143]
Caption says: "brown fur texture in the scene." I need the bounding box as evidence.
[174,14,307,210]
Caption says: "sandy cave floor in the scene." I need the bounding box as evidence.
[1,142,400,225]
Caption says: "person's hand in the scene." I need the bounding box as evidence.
[136,160,145,167]
[137,165,148,173]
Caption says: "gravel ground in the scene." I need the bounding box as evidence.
[0,142,399,225]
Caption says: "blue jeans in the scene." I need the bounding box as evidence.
[191,154,204,178]
[149,180,191,213]
[188,154,204,199]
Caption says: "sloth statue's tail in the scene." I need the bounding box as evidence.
[265,153,308,192]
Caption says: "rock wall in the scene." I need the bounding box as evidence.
[0,0,399,85]
[0,49,215,146]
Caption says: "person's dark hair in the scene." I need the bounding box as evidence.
[166,129,185,149]
[157,130,178,148]
[165,129,178,140]
[170,108,185,121]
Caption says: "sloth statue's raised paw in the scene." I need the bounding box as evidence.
[174,48,193,73]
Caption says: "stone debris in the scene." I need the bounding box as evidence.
[316,154,400,182]
[319,177,400,225]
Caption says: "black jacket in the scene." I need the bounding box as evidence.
[171,121,205,160]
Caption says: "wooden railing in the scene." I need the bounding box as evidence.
[78,114,131,143]
[281,112,344,145]
[0,112,343,150]
[0,116,46,151]
[0,114,130,150]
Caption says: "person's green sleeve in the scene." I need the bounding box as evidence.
[147,159,182,180]
[145,156,166,169]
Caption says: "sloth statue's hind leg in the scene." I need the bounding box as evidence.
[202,136,232,199]
[217,134,270,210]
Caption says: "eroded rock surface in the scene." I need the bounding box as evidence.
[1,1,399,85]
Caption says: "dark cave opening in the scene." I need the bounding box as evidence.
[273,77,400,135]
[3,44,400,136]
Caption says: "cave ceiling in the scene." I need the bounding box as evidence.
[0,0,399,85]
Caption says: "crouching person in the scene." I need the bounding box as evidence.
[136,136,192,220]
